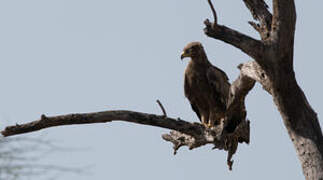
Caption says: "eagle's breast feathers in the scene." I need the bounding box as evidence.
[182,42,230,127]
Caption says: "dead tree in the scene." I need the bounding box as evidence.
[203,0,323,179]
[1,0,322,179]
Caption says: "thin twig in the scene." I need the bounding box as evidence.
[156,100,167,117]
[207,0,217,24]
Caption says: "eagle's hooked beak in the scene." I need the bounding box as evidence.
[180,51,189,60]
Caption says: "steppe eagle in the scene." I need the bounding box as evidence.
[181,42,230,128]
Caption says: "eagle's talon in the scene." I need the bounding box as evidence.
[207,121,214,128]
[202,123,209,128]
[202,122,213,129]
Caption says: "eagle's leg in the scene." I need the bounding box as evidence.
[208,121,217,128]
[208,114,215,128]
[208,111,225,128]
[208,111,217,128]
[201,114,209,128]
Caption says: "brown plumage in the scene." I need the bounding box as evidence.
[181,42,230,127]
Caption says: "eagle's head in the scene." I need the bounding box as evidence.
[180,42,206,62]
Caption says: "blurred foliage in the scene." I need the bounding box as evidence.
[0,135,84,180]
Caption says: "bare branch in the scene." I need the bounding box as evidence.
[248,21,261,32]
[243,0,270,21]
[156,100,167,117]
[242,0,272,40]
[204,19,264,61]
[207,0,217,25]
[1,111,203,137]
[204,0,266,61]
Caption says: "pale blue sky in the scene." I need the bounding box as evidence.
[0,0,322,179]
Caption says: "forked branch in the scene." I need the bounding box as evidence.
[204,1,264,61]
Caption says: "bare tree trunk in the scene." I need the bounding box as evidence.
[273,67,323,179]
[269,48,323,179]
[204,0,323,179]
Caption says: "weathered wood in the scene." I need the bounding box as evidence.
[1,111,203,137]
[204,0,323,179]
[204,20,264,61]
[242,0,272,40]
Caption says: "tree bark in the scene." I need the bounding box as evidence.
[204,0,323,179]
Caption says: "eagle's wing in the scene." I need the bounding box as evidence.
[184,75,201,121]
[207,66,230,110]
